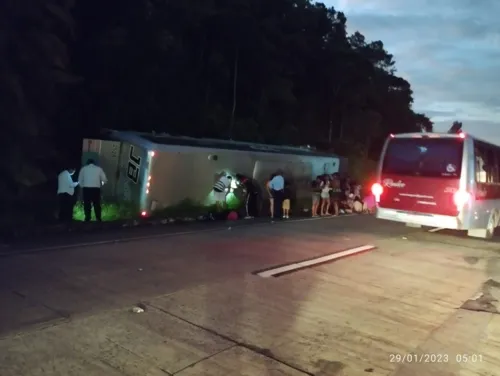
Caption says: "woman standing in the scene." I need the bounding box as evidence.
[266,173,276,218]
[311,176,322,217]
[282,181,292,219]
[330,177,342,216]
[320,179,332,216]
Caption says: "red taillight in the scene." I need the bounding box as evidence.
[371,183,383,196]
[389,134,395,138]
[459,132,465,139]
[141,211,147,217]
[453,190,470,208]
[371,183,383,203]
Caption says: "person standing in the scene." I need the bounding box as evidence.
[57,167,78,222]
[236,174,259,218]
[213,173,232,211]
[269,170,285,219]
[330,176,342,216]
[320,179,332,216]
[311,176,322,217]
[266,173,276,218]
[282,181,292,219]
[78,159,107,222]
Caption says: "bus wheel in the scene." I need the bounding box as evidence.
[486,211,500,239]
[468,211,499,239]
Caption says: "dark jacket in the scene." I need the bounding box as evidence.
[236,174,259,195]
[283,184,292,200]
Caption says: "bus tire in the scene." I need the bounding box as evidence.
[468,211,499,240]
[486,211,500,239]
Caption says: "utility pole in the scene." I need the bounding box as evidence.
[228,46,239,139]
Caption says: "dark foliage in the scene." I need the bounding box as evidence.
[0,0,433,198]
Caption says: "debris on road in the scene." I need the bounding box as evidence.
[131,303,147,313]
[461,279,500,314]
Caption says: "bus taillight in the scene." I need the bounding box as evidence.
[371,183,383,202]
[453,190,470,209]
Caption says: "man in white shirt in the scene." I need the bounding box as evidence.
[57,167,79,222]
[213,173,232,211]
[78,159,108,222]
[269,170,285,219]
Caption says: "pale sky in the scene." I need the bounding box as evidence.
[323,0,500,143]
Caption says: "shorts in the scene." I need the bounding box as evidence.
[213,190,226,202]
[320,193,329,199]
[312,193,321,204]
[282,199,290,210]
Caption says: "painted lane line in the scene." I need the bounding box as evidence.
[428,227,445,233]
[256,244,377,278]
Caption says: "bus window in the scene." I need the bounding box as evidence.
[474,141,500,183]
[382,138,463,178]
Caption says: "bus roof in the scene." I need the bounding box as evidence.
[390,132,464,139]
[390,132,500,148]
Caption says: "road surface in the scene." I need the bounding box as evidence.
[1,215,500,376]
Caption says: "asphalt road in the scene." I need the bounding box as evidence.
[1,215,500,375]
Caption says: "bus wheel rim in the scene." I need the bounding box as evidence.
[487,213,497,236]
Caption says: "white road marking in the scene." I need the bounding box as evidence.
[428,227,445,233]
[256,244,376,278]
[0,214,358,256]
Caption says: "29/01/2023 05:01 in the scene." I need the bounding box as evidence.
[390,353,483,363]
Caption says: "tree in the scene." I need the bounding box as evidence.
[1,0,435,222]
[415,113,434,132]
[0,0,78,193]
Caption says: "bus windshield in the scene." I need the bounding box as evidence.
[382,137,463,178]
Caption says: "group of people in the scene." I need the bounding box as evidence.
[59,161,374,223]
[57,159,107,222]
[266,171,292,219]
[311,174,374,217]
[212,170,291,220]
[212,170,375,221]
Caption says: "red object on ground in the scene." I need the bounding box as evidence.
[227,211,238,221]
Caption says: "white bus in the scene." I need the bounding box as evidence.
[372,132,500,239]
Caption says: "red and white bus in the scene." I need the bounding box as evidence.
[372,132,500,239]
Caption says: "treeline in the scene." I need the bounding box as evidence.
[1,0,432,197]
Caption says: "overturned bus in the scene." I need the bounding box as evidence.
[82,130,347,216]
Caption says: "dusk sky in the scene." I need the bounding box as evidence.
[324,0,500,143]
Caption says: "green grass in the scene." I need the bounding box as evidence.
[73,201,137,222]
[73,195,244,222]
[152,198,214,218]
